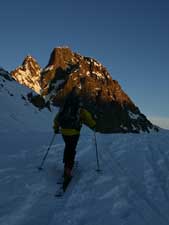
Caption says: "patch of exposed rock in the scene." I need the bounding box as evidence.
[40,47,158,133]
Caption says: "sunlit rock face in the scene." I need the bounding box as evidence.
[9,47,158,133]
[40,47,157,133]
[11,56,41,94]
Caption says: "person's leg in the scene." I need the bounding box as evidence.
[62,135,80,173]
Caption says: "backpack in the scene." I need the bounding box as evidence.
[58,97,82,130]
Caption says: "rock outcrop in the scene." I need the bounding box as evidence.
[11,56,41,94]
[0,67,13,81]
[10,47,158,133]
[40,47,158,133]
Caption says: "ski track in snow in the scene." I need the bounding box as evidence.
[1,129,169,225]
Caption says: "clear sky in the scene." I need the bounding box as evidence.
[0,0,169,128]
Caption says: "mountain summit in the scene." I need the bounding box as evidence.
[40,47,157,133]
[11,47,158,133]
[11,56,41,94]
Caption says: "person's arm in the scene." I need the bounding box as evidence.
[80,108,96,129]
[53,113,60,133]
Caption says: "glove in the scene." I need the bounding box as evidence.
[53,125,60,134]
[92,125,96,131]
[54,128,60,134]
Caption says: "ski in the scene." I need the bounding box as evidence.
[54,161,78,197]
[54,178,64,197]
[54,176,72,197]
[54,186,64,197]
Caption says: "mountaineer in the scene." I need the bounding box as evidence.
[53,92,96,189]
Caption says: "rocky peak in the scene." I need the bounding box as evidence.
[10,46,158,133]
[46,47,75,68]
[40,47,158,133]
[11,56,41,94]
[41,47,135,110]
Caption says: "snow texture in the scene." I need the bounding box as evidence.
[128,110,140,120]
[1,74,169,225]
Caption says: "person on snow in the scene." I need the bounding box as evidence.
[53,92,96,182]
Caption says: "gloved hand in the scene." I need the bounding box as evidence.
[54,128,60,134]
[53,124,60,134]
[92,125,96,132]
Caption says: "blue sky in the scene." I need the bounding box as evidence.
[0,0,169,128]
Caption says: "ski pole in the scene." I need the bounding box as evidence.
[93,130,101,172]
[38,133,56,171]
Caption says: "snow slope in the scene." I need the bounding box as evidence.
[1,126,169,225]
[0,72,55,133]
[1,72,169,225]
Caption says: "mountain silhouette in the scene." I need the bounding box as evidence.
[11,47,158,133]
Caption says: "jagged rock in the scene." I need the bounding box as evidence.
[0,68,13,81]
[10,47,158,133]
[11,56,41,94]
[27,92,51,111]
[0,68,15,97]
[40,47,158,133]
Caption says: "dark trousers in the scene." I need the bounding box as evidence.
[62,134,80,169]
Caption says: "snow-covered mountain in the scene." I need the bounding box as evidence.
[1,67,169,225]
[10,47,158,133]
[0,68,55,133]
